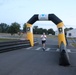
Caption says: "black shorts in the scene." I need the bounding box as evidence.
[42,40,46,44]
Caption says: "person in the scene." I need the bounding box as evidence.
[41,32,47,51]
[65,31,68,45]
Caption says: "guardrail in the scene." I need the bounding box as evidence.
[0,40,38,53]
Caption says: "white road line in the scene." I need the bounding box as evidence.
[69,52,76,53]
[26,47,32,50]
[56,49,71,52]
[56,49,60,52]
[67,49,71,53]
[35,47,41,50]
[45,48,50,51]
[51,48,57,49]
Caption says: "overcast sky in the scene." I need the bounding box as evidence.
[0,0,76,30]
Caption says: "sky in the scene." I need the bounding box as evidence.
[0,0,76,31]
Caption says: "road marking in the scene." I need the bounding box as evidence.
[45,48,50,51]
[67,49,71,52]
[51,48,58,50]
[26,47,32,49]
[26,47,71,53]
[56,49,59,52]
[69,52,76,53]
[56,49,71,52]
[35,47,41,50]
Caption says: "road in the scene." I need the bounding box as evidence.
[0,37,76,75]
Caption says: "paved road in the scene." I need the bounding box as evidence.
[0,38,76,75]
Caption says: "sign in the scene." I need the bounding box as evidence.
[58,28,63,34]
[27,27,30,32]
[26,27,33,33]
[38,14,48,20]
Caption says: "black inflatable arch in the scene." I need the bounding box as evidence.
[27,14,62,25]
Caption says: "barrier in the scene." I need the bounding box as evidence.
[26,14,66,47]
[59,42,70,66]
[26,13,70,66]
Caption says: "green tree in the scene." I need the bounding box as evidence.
[33,26,48,34]
[33,26,38,30]
[8,22,20,35]
[37,28,43,34]
[47,28,55,35]
[64,27,73,32]
[23,23,27,32]
[69,27,73,30]
[0,23,9,33]
[42,29,48,34]
[33,26,38,34]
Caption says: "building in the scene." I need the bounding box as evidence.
[55,29,76,38]
[66,29,76,38]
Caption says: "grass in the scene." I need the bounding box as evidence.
[68,38,76,47]
[34,34,57,38]
[0,33,57,42]
[72,43,76,47]
[0,38,17,42]
[67,37,76,39]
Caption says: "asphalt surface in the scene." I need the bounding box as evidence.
[0,37,76,75]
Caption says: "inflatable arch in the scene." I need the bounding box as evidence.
[26,14,66,47]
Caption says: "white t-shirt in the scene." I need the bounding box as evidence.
[41,35,47,41]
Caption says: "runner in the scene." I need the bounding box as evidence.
[41,32,47,51]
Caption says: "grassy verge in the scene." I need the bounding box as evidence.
[0,38,17,42]
[34,34,57,38]
[72,43,76,47]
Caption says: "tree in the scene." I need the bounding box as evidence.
[33,26,48,34]
[33,26,39,34]
[37,28,43,34]
[64,27,73,32]
[23,23,27,32]
[33,26,38,30]
[42,29,48,34]
[69,27,73,30]
[0,23,9,33]
[47,28,55,35]
[8,22,20,35]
